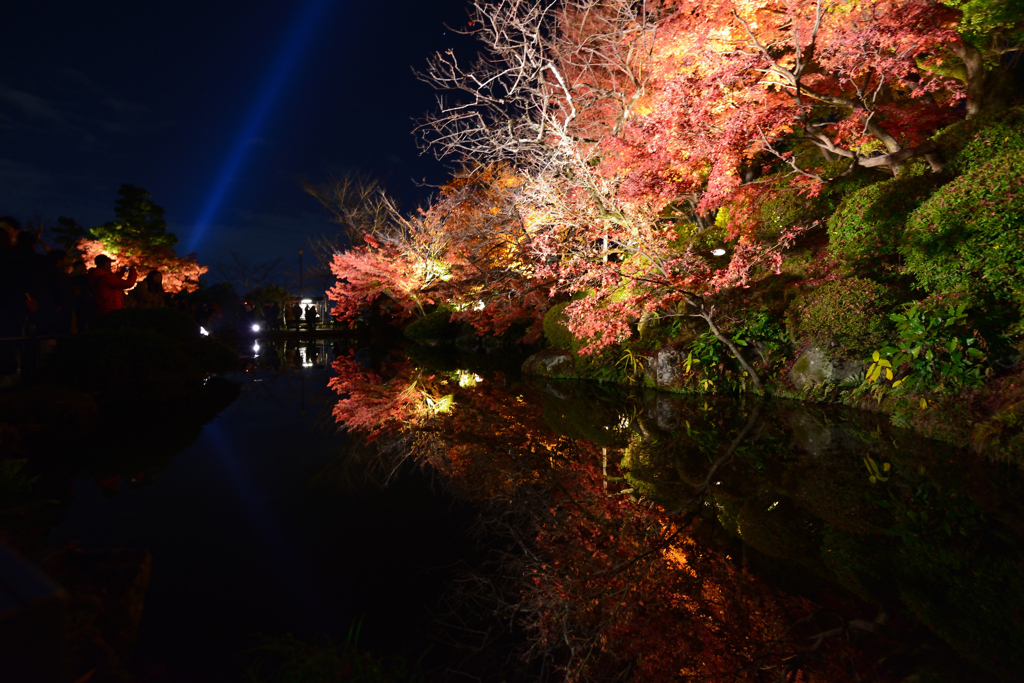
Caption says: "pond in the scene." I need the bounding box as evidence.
[49,337,1024,681]
[49,338,480,682]
[329,343,1024,682]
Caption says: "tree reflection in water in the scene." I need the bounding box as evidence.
[329,349,1023,682]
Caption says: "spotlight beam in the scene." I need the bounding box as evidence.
[188,0,332,252]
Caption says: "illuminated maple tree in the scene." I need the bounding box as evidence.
[75,237,207,294]
[407,0,978,386]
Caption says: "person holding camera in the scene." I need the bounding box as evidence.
[87,254,138,316]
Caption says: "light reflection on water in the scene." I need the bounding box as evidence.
[48,337,478,681]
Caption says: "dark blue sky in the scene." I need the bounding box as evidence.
[1,0,476,269]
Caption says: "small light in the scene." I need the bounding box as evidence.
[711,249,726,256]
[253,342,260,354]
[252,323,260,332]
[199,326,209,336]
[300,298,313,305]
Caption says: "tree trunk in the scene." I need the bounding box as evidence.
[685,299,765,392]
[952,41,987,118]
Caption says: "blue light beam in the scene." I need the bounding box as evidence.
[188,0,332,252]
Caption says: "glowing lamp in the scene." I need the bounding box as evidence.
[300,298,313,305]
[252,323,261,332]
[711,249,726,256]
[199,326,210,336]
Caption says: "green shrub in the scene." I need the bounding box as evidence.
[789,278,894,357]
[40,329,205,409]
[403,308,459,343]
[762,158,876,238]
[543,302,574,350]
[95,307,240,373]
[933,106,1024,175]
[902,149,1024,307]
[827,165,942,270]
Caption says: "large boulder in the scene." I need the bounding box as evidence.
[521,349,575,378]
[649,344,687,389]
[788,346,861,389]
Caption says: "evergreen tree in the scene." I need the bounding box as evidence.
[91,184,177,249]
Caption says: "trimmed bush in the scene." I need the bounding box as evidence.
[403,308,459,343]
[543,302,574,350]
[95,307,239,373]
[902,149,1024,307]
[827,165,942,270]
[762,158,876,238]
[40,329,205,409]
[789,277,893,357]
[933,106,1024,175]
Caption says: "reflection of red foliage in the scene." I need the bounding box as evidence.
[328,352,452,441]
[329,356,875,680]
[76,238,207,294]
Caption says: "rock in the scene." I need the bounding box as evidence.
[521,349,575,378]
[789,346,863,389]
[650,345,687,388]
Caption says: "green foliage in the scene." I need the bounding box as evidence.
[789,278,894,356]
[680,329,724,392]
[902,149,1024,308]
[615,348,647,383]
[40,329,206,409]
[94,307,240,373]
[827,165,942,271]
[403,308,459,343]
[90,184,177,249]
[941,0,1024,46]
[933,106,1024,174]
[543,302,574,350]
[762,158,876,238]
[867,302,987,393]
[732,309,791,360]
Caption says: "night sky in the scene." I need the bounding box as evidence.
[1,0,476,270]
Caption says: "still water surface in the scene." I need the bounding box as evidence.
[51,339,477,681]
[51,337,1024,681]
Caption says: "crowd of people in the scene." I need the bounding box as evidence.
[2,216,329,379]
[241,300,322,332]
[0,218,168,376]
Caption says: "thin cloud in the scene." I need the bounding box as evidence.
[0,83,66,123]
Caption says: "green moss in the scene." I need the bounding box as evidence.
[788,277,894,357]
[902,149,1024,309]
[827,165,942,272]
[542,302,574,350]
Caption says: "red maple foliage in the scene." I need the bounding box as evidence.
[75,237,207,294]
